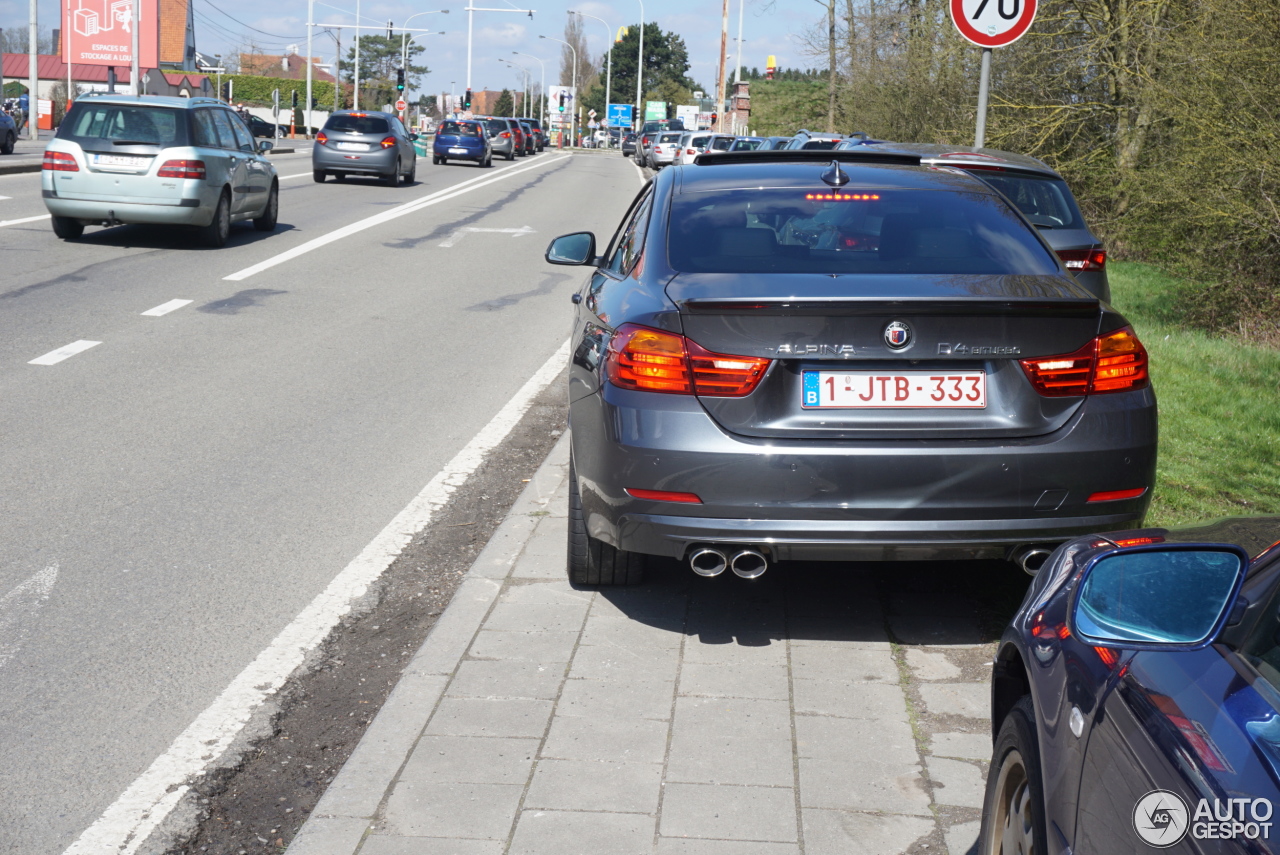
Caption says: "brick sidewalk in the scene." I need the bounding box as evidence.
[287,436,996,855]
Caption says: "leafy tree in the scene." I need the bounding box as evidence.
[340,35,429,109]
[608,23,698,116]
[493,89,514,117]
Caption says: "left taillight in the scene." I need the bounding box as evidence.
[157,159,206,179]
[1020,326,1149,397]
[380,136,397,149]
[1057,248,1107,271]
[42,151,79,172]
[606,324,771,397]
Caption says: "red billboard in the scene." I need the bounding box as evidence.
[62,0,159,69]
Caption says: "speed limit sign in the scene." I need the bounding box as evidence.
[950,0,1037,48]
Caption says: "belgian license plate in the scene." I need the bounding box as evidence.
[336,142,367,151]
[802,371,987,408]
[449,147,468,154]
[93,154,146,167]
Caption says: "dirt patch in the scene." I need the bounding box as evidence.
[167,374,568,855]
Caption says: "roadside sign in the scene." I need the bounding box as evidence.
[950,0,1037,48]
[588,109,597,118]
[606,103,633,127]
[395,98,407,111]
[644,101,666,121]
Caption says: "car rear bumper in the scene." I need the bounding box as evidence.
[570,384,1158,562]
[43,193,212,226]
[313,145,398,173]
[433,145,486,161]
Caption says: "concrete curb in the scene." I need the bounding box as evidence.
[0,162,41,176]
[285,434,572,855]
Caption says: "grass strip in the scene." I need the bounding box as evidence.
[1109,261,1280,526]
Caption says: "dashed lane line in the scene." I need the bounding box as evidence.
[1,213,51,228]
[29,340,102,365]
[61,338,572,855]
[222,154,570,281]
[141,299,193,317]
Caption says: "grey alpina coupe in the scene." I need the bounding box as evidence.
[546,150,1157,586]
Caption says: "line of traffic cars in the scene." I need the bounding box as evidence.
[428,115,546,168]
[550,138,1280,852]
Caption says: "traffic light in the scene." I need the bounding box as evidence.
[558,90,566,112]
[463,89,472,109]
[666,103,674,120]
[396,68,405,92]
[710,112,718,127]
[221,81,231,101]
[291,89,298,108]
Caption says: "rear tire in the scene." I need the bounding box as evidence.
[403,156,416,184]
[51,216,84,240]
[312,169,326,182]
[978,696,1048,855]
[198,191,231,248]
[253,182,278,231]
[567,461,645,587]
[0,131,14,155]
[506,148,515,161]
[382,162,399,186]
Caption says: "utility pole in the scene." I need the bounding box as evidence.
[633,0,644,129]
[130,0,139,96]
[27,0,37,138]
[715,0,729,131]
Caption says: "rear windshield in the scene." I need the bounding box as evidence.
[59,103,184,147]
[485,119,511,133]
[731,138,763,151]
[800,139,839,150]
[667,188,1059,275]
[325,114,390,134]
[659,132,682,143]
[709,137,733,151]
[439,121,482,137]
[965,171,1087,230]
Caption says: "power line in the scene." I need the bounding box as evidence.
[198,0,304,41]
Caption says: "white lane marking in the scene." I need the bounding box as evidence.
[278,172,312,180]
[0,213,51,228]
[29,340,102,365]
[224,155,568,281]
[633,159,646,184]
[438,225,535,248]
[140,299,193,317]
[63,339,572,855]
[0,563,59,670]
[0,195,11,200]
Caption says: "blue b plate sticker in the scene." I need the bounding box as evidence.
[803,371,821,407]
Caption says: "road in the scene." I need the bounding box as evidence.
[0,145,643,853]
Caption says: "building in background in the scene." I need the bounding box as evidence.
[159,0,197,70]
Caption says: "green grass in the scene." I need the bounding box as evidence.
[1108,261,1280,526]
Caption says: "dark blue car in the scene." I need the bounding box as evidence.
[985,516,1280,853]
[432,119,492,168]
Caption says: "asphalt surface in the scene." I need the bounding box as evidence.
[0,146,644,853]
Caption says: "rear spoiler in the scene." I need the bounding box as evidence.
[692,150,922,167]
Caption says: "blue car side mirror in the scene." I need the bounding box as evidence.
[1070,544,1248,650]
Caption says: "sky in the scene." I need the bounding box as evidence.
[1,0,820,100]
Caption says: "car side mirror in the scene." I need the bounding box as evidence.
[409,133,419,141]
[1070,544,1248,650]
[546,232,597,266]
[258,140,274,153]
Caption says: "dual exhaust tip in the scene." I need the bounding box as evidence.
[689,547,768,579]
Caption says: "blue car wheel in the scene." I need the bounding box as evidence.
[979,696,1047,855]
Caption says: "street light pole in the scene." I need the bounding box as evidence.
[466,5,536,106]
[539,34,575,146]
[501,59,529,117]
[513,51,545,128]
[633,0,644,130]
[571,10,612,138]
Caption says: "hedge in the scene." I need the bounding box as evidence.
[221,74,339,109]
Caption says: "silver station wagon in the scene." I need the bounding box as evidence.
[42,94,279,247]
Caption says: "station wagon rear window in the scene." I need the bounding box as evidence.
[59,103,184,148]
[325,115,390,134]
[667,188,1060,275]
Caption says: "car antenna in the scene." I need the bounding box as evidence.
[821,160,849,187]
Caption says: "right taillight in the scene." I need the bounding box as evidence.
[43,151,79,171]
[157,159,206,179]
[1020,326,1149,397]
[316,131,328,146]
[606,324,771,397]
[1057,248,1107,271]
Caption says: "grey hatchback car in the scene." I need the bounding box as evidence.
[546,150,1157,586]
[859,143,1111,302]
[313,110,418,185]
[42,94,278,247]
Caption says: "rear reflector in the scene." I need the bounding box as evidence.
[42,151,79,172]
[1087,488,1148,503]
[1020,326,1148,397]
[606,323,771,397]
[624,488,702,504]
[1057,248,1107,271]
[157,159,206,179]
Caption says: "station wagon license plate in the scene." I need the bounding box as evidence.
[92,154,147,167]
[449,147,468,154]
[802,371,986,408]
[336,142,368,151]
